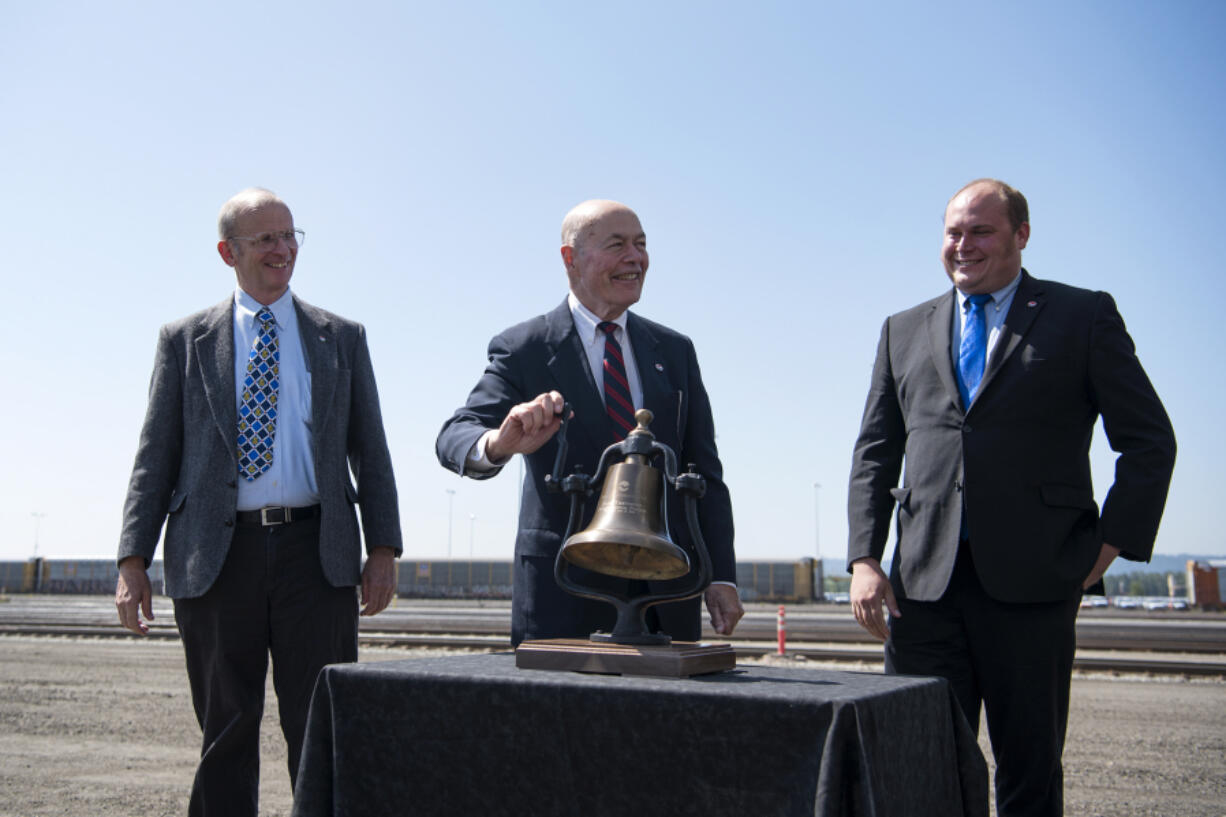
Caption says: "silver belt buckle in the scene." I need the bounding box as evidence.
[260,506,285,526]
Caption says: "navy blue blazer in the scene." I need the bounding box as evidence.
[437,300,735,639]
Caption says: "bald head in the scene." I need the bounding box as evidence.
[218,187,288,239]
[947,179,1028,232]
[561,199,640,252]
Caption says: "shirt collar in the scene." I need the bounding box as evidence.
[568,291,629,340]
[235,287,294,327]
[956,271,1022,311]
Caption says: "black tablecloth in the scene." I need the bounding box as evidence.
[292,652,987,817]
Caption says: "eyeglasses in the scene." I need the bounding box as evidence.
[227,229,305,251]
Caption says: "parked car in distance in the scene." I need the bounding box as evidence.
[1141,597,1191,611]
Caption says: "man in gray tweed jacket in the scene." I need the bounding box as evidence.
[115,187,402,817]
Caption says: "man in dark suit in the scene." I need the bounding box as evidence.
[114,188,402,816]
[846,179,1176,817]
[436,199,743,646]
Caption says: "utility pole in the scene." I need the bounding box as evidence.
[445,489,456,558]
[813,483,824,600]
[31,512,46,558]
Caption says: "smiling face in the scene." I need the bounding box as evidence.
[942,182,1029,295]
[217,201,297,305]
[562,202,647,321]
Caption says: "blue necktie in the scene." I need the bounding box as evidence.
[237,307,280,480]
[957,294,992,410]
[598,321,635,441]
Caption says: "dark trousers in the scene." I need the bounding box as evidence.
[886,544,1080,817]
[174,517,357,817]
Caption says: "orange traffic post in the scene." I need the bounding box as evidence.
[777,604,786,655]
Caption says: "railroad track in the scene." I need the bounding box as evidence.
[3,598,1223,677]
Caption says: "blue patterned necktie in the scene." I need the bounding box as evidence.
[598,321,635,441]
[237,307,279,480]
[957,294,992,410]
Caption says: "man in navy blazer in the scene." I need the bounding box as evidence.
[115,188,402,816]
[847,179,1175,817]
[436,199,743,646]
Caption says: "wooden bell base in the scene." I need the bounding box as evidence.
[515,638,736,677]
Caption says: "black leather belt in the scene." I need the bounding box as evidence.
[235,505,321,527]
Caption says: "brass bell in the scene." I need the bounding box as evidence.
[559,425,691,581]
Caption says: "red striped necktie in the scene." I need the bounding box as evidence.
[598,321,635,440]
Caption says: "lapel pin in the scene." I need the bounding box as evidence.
[318,335,327,342]
[655,363,664,372]
[1027,301,1037,307]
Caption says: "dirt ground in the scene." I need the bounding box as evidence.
[0,636,1223,817]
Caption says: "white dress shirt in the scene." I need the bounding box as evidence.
[567,292,645,412]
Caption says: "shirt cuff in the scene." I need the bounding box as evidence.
[466,431,508,474]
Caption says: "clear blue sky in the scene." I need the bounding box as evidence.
[2,1,1222,565]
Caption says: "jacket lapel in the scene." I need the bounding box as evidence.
[543,301,610,457]
[980,270,1044,396]
[627,315,678,441]
[195,299,238,457]
[926,292,963,412]
[296,297,338,441]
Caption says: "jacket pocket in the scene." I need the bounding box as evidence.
[889,486,911,511]
[1040,483,1095,509]
[517,528,562,558]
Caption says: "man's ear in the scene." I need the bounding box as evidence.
[560,244,575,271]
[217,239,237,267]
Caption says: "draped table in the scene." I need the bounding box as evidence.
[291,652,987,817]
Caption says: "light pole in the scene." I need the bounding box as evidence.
[445,489,456,558]
[31,512,46,557]
[813,483,824,600]
[468,514,477,558]
[813,482,821,559]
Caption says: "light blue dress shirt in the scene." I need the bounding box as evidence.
[951,271,1023,377]
[233,287,319,510]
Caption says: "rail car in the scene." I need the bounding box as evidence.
[0,557,823,604]
[0,559,166,595]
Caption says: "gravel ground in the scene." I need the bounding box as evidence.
[0,637,1222,817]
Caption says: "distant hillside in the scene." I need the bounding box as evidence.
[1109,553,1222,575]
[818,553,1222,579]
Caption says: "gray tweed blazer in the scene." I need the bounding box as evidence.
[118,295,402,598]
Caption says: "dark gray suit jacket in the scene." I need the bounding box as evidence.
[118,295,402,599]
[847,271,1175,604]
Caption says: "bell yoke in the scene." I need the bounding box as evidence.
[547,406,714,645]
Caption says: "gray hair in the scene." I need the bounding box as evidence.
[217,188,285,239]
